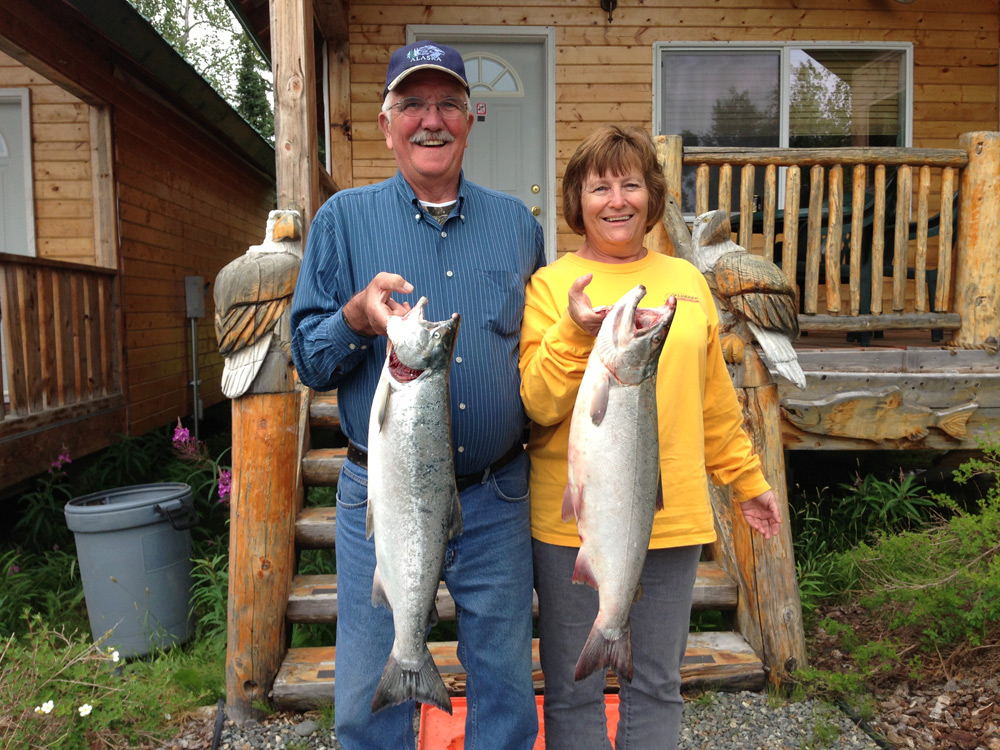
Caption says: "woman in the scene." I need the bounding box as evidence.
[519,124,781,750]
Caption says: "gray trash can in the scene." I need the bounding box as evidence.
[64,483,198,658]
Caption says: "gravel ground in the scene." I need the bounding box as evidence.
[202,691,885,750]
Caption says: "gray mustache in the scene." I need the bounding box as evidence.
[410,130,455,145]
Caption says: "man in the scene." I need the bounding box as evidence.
[290,41,545,750]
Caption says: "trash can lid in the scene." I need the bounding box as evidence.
[65,483,193,533]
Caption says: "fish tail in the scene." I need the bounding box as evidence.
[936,403,977,440]
[371,648,452,715]
[574,624,633,684]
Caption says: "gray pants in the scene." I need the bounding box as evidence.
[533,540,702,750]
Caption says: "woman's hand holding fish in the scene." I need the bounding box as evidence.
[567,274,609,337]
[343,272,414,337]
[739,490,781,540]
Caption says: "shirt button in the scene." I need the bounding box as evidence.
[414,213,421,221]
[441,231,447,238]
[446,270,454,278]
[348,343,356,350]
[457,446,465,453]
[460,214,465,220]
[455,356,463,364]
[361,345,367,350]
[459,403,466,410]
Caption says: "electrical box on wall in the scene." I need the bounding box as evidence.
[185,276,205,319]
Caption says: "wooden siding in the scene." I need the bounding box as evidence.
[0,51,97,265]
[341,0,998,257]
[0,0,275,485]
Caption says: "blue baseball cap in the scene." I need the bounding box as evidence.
[383,41,470,100]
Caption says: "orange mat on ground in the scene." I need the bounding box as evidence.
[418,694,619,749]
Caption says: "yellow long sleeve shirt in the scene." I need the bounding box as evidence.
[519,251,771,549]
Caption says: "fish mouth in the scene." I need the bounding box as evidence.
[388,348,424,382]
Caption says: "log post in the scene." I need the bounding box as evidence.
[272,0,320,228]
[226,389,304,726]
[220,213,307,726]
[647,135,684,256]
[709,345,807,685]
[951,132,1000,352]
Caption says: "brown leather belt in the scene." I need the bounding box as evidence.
[346,440,522,492]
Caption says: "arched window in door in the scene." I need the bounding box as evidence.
[463,53,524,96]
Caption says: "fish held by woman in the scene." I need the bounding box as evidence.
[367,297,462,714]
[564,284,675,683]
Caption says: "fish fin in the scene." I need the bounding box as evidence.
[562,483,582,522]
[373,377,391,433]
[590,374,609,426]
[428,601,440,629]
[655,480,664,512]
[633,582,643,603]
[571,550,599,589]
[448,489,463,538]
[371,567,391,611]
[936,402,978,440]
[371,648,452,715]
[574,625,633,684]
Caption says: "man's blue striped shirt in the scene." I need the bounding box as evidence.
[290,171,546,475]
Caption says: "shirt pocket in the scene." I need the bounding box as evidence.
[478,270,525,336]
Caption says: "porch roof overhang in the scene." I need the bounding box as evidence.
[64,0,275,178]
[227,0,349,63]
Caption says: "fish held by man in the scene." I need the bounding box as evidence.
[564,284,676,683]
[781,386,978,443]
[366,297,462,714]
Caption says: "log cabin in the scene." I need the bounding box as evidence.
[34,0,1000,728]
[0,0,276,490]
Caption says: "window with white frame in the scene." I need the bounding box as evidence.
[655,43,912,214]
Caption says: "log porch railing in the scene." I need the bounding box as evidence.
[0,253,122,423]
[653,131,1000,349]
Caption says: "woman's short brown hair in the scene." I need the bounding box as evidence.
[562,124,667,237]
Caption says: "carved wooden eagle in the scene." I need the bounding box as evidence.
[686,210,806,390]
[214,210,303,398]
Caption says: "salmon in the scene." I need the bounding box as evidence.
[366,297,462,714]
[563,284,675,683]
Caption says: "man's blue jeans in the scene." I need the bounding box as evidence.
[333,451,538,750]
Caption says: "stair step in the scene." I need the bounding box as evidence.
[288,574,539,623]
[296,506,337,549]
[309,392,340,430]
[302,448,346,487]
[286,562,737,624]
[271,631,764,711]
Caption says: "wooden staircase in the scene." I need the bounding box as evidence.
[269,391,766,711]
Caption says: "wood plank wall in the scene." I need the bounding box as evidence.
[0,51,96,265]
[343,0,998,257]
[1,0,276,442]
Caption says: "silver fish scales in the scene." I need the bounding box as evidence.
[563,284,675,683]
[367,297,462,714]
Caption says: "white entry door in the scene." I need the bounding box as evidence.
[408,29,555,258]
[0,89,35,257]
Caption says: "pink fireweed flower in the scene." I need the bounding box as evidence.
[172,418,206,462]
[49,446,72,474]
[218,469,232,502]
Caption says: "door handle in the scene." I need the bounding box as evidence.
[531,206,541,216]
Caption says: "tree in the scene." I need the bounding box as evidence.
[235,37,274,141]
[128,0,273,139]
[789,58,852,148]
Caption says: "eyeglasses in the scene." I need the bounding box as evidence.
[390,97,469,120]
